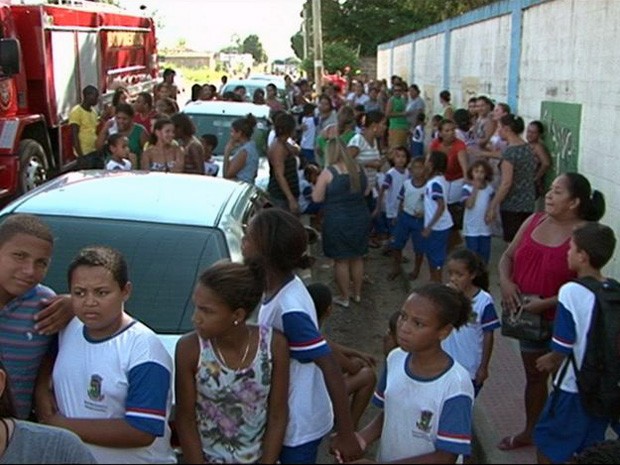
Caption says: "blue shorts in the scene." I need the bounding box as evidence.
[465,235,491,264]
[534,390,610,463]
[425,228,450,268]
[391,212,425,253]
[279,437,323,464]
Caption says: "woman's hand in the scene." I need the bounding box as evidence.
[521,295,546,314]
[484,207,496,225]
[421,227,431,238]
[500,279,521,315]
[288,197,300,215]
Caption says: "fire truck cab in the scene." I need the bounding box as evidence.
[0,0,157,201]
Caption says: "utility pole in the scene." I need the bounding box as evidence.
[311,0,323,86]
[302,2,309,61]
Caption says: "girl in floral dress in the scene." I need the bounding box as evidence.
[174,261,290,464]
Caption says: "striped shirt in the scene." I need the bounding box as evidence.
[0,284,56,419]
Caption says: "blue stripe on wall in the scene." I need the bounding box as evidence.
[378,0,551,110]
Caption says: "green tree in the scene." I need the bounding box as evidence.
[242,34,268,64]
[291,0,496,59]
[301,42,360,78]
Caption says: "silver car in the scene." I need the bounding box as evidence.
[0,170,270,355]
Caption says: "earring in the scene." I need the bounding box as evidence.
[234,320,239,326]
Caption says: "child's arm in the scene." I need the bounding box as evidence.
[174,333,204,464]
[261,331,290,464]
[475,331,494,386]
[422,197,445,238]
[329,340,377,368]
[315,354,363,461]
[35,351,58,421]
[357,411,384,452]
[536,351,566,373]
[34,294,73,336]
[328,340,363,375]
[463,184,478,210]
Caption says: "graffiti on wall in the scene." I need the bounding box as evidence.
[540,101,582,188]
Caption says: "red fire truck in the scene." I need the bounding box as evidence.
[0,0,158,201]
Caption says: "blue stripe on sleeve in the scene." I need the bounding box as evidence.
[461,185,471,202]
[125,362,171,436]
[436,395,473,456]
[282,312,331,361]
[371,365,388,408]
[481,303,501,332]
[551,302,576,354]
[382,173,393,190]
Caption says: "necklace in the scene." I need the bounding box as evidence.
[212,328,252,370]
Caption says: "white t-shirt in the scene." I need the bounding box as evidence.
[105,158,132,171]
[300,115,317,150]
[346,92,370,108]
[399,179,425,217]
[424,175,453,230]
[52,317,176,464]
[258,276,333,447]
[551,281,598,393]
[441,289,500,379]
[348,133,380,195]
[462,183,494,236]
[381,167,409,219]
[373,349,474,462]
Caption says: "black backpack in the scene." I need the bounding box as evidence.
[556,277,620,420]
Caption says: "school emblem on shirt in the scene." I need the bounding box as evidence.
[416,410,433,432]
[87,374,105,401]
[468,310,478,324]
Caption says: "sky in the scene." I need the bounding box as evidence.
[119,0,306,60]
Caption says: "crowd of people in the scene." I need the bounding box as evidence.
[0,67,618,465]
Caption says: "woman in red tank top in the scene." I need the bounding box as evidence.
[496,173,606,451]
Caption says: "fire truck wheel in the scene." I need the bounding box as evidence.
[18,139,49,194]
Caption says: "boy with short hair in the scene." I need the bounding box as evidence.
[535,222,617,464]
[0,214,64,419]
[200,134,219,176]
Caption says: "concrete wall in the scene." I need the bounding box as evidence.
[377,0,620,275]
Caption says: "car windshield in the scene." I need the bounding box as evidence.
[188,113,269,157]
[36,215,230,334]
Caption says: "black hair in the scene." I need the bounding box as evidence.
[106,133,126,153]
[163,68,176,79]
[112,87,128,107]
[231,113,257,139]
[572,222,616,269]
[303,103,316,116]
[149,117,173,145]
[68,245,128,289]
[0,360,17,418]
[392,145,412,166]
[363,110,385,128]
[307,282,332,322]
[476,95,494,110]
[191,83,202,101]
[409,84,420,93]
[413,283,471,329]
[234,85,246,93]
[198,260,265,320]
[266,83,277,92]
[0,213,53,247]
[468,96,479,104]
[115,102,134,118]
[318,94,333,110]
[303,162,321,181]
[529,120,545,135]
[222,91,238,101]
[496,102,511,115]
[201,133,218,150]
[416,112,426,124]
[170,112,196,138]
[562,172,606,221]
[448,248,490,291]
[82,85,98,98]
[453,108,471,131]
[246,209,312,273]
[137,91,153,109]
[431,114,443,124]
[499,113,525,134]
[428,150,447,174]
[274,112,296,138]
[410,156,425,166]
[467,159,493,182]
[388,310,400,335]
[439,90,451,102]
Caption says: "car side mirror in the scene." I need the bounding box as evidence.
[0,38,20,76]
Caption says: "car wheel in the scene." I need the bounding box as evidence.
[18,139,49,193]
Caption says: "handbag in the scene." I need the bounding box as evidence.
[501,295,552,342]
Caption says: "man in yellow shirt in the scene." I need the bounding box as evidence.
[69,86,99,157]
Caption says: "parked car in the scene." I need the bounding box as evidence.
[220,78,288,108]
[182,100,271,189]
[0,170,271,356]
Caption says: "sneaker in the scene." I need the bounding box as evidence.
[333,296,350,308]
